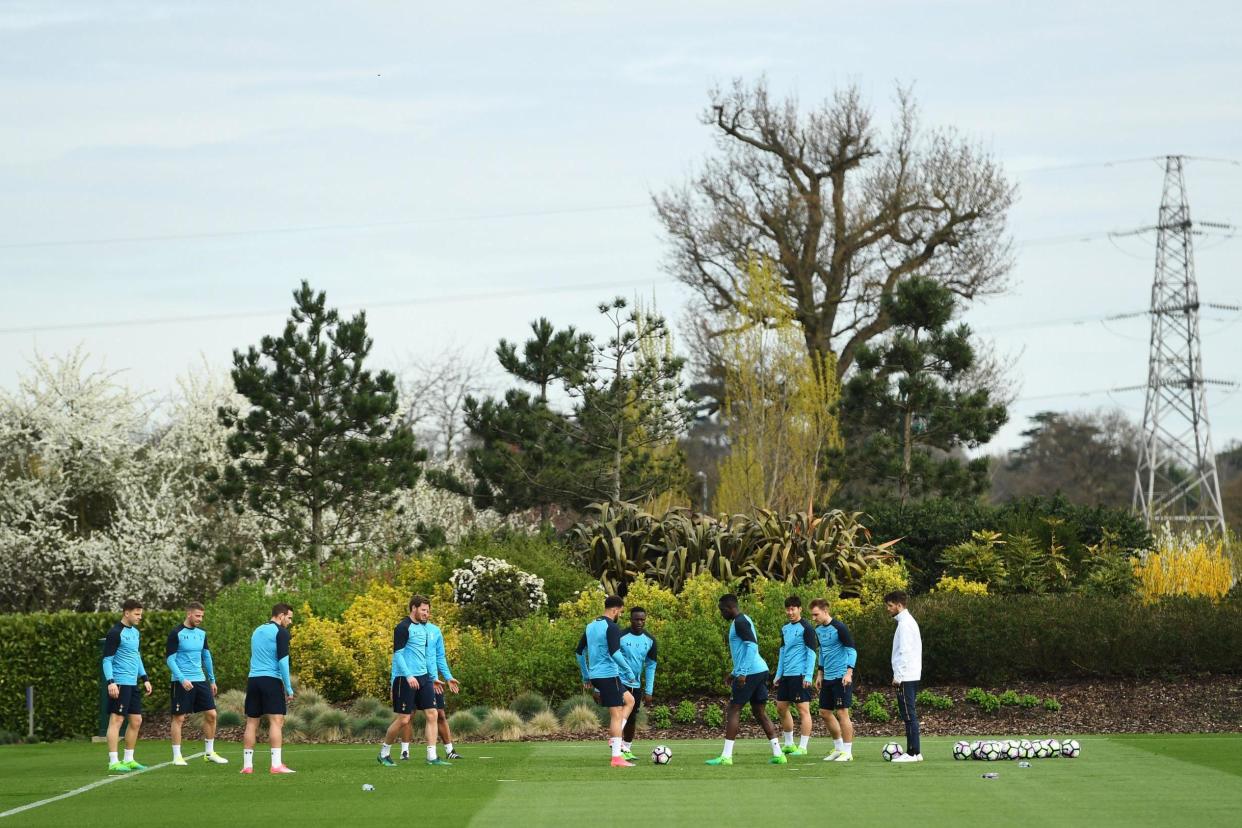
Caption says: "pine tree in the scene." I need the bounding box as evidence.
[211,281,424,565]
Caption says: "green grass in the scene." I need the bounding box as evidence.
[2,735,1240,826]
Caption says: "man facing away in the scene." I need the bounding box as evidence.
[575,595,638,767]
[399,601,462,761]
[103,599,153,773]
[166,601,228,765]
[242,603,295,775]
[705,594,786,766]
[379,595,449,766]
[617,605,658,762]
[885,590,923,763]
[774,595,818,756]
[809,598,857,762]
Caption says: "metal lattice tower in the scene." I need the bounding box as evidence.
[1132,155,1227,533]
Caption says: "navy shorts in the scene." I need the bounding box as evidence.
[434,690,445,711]
[730,672,769,706]
[776,676,813,703]
[392,675,436,713]
[819,677,853,710]
[591,677,627,708]
[108,684,143,717]
[171,681,216,715]
[244,677,287,718]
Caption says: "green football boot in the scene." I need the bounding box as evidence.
[786,746,808,756]
[377,754,396,767]
[769,753,788,765]
[621,751,637,762]
[781,744,797,754]
[427,758,453,766]
[704,755,733,766]
[122,760,147,771]
[107,761,131,774]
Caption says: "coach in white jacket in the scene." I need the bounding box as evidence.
[885,590,922,763]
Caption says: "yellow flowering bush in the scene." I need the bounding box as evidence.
[1134,528,1234,603]
[831,597,864,623]
[858,559,910,606]
[932,574,990,596]
[290,603,361,702]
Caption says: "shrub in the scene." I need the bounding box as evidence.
[650,705,672,729]
[859,560,910,607]
[290,606,359,702]
[314,709,349,742]
[216,689,246,716]
[351,697,387,718]
[1135,529,1234,602]
[998,690,1020,707]
[299,702,333,727]
[557,694,609,726]
[915,689,953,710]
[941,531,1008,586]
[293,687,324,710]
[350,714,389,738]
[1017,694,1041,709]
[673,700,697,725]
[932,575,989,596]
[765,700,778,722]
[1043,698,1061,712]
[481,709,526,741]
[448,710,482,736]
[964,687,987,705]
[860,692,890,723]
[217,710,243,727]
[510,690,551,721]
[703,704,724,729]
[453,531,592,613]
[525,710,560,736]
[467,705,492,723]
[562,705,601,734]
[451,555,547,629]
[978,693,1001,713]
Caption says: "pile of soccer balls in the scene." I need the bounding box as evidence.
[950,738,1081,761]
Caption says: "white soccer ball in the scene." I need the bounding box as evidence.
[651,745,673,765]
[1047,739,1062,756]
[882,742,904,761]
[362,784,374,792]
[970,741,984,760]
[981,742,1002,761]
[1004,743,1022,761]
[953,741,972,760]
[1033,740,1052,759]
[1061,739,1081,758]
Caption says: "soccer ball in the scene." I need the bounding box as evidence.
[1033,740,1052,759]
[970,741,984,760]
[1061,739,1081,758]
[981,742,1002,761]
[651,745,673,765]
[1047,739,1062,756]
[882,742,904,761]
[1004,743,1022,761]
[953,741,972,760]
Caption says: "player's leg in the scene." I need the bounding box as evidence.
[439,712,458,759]
[269,714,290,771]
[749,676,785,762]
[416,676,446,764]
[892,681,921,762]
[620,686,638,759]
[835,708,855,759]
[106,710,126,772]
[171,713,187,764]
[382,676,413,765]
[123,713,144,769]
[195,682,225,763]
[776,699,794,749]
[707,674,747,765]
[795,700,813,752]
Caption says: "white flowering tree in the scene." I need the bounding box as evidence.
[450,554,547,629]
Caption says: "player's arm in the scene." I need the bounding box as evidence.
[835,619,858,685]
[166,628,189,689]
[102,626,120,698]
[575,633,590,686]
[801,621,818,685]
[773,632,785,683]
[392,624,414,686]
[643,638,657,699]
[136,645,151,695]
[732,616,758,677]
[276,627,293,698]
[606,625,637,687]
[202,637,217,692]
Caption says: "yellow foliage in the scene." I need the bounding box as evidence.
[341,582,409,699]
[676,573,730,620]
[556,585,607,625]
[858,560,910,607]
[1134,529,1234,603]
[395,555,448,594]
[619,577,679,630]
[931,575,990,596]
[831,597,864,624]
[714,256,842,514]
[290,604,361,702]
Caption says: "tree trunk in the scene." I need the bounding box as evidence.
[900,405,913,504]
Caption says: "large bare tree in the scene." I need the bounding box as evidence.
[654,78,1016,380]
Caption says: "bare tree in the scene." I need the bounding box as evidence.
[399,346,491,461]
[654,78,1016,380]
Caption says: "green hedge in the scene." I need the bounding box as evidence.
[0,611,182,740]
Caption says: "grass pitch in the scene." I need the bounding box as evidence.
[2,735,1240,826]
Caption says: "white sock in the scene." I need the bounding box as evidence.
[769,737,782,757]
[123,749,134,763]
[243,749,254,770]
[380,743,391,758]
[782,730,794,746]
[445,742,454,754]
[426,745,437,761]
[622,741,632,752]
[834,738,844,750]
[400,742,409,755]
[799,734,810,750]
[172,744,182,759]
[722,739,735,759]
[609,737,622,758]
[108,751,119,764]
[843,742,853,755]
[271,748,281,768]
[204,739,214,754]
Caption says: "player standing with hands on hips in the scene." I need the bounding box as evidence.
[885,590,923,763]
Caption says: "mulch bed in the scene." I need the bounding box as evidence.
[126,677,1242,746]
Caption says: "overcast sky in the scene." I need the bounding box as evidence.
[1,0,1240,452]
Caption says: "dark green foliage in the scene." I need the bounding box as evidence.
[674,700,697,725]
[964,687,987,705]
[860,692,891,723]
[452,531,592,613]
[509,691,550,721]
[650,705,672,729]
[1043,697,1062,712]
[978,693,1001,713]
[211,281,425,566]
[0,610,181,739]
[555,694,609,727]
[467,705,492,723]
[998,689,1020,706]
[915,689,953,710]
[217,710,243,727]
[1017,694,1041,709]
[459,567,539,630]
[703,704,724,729]
[448,711,481,735]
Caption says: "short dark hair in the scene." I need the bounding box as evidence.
[718,593,739,609]
[409,594,429,611]
[883,590,909,606]
[630,606,646,616]
[604,595,624,609]
[784,595,802,608]
[186,601,204,612]
[271,602,293,617]
[808,598,829,612]
[122,599,143,612]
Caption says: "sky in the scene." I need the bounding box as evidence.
[1,0,1240,453]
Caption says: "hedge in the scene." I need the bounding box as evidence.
[0,610,182,740]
